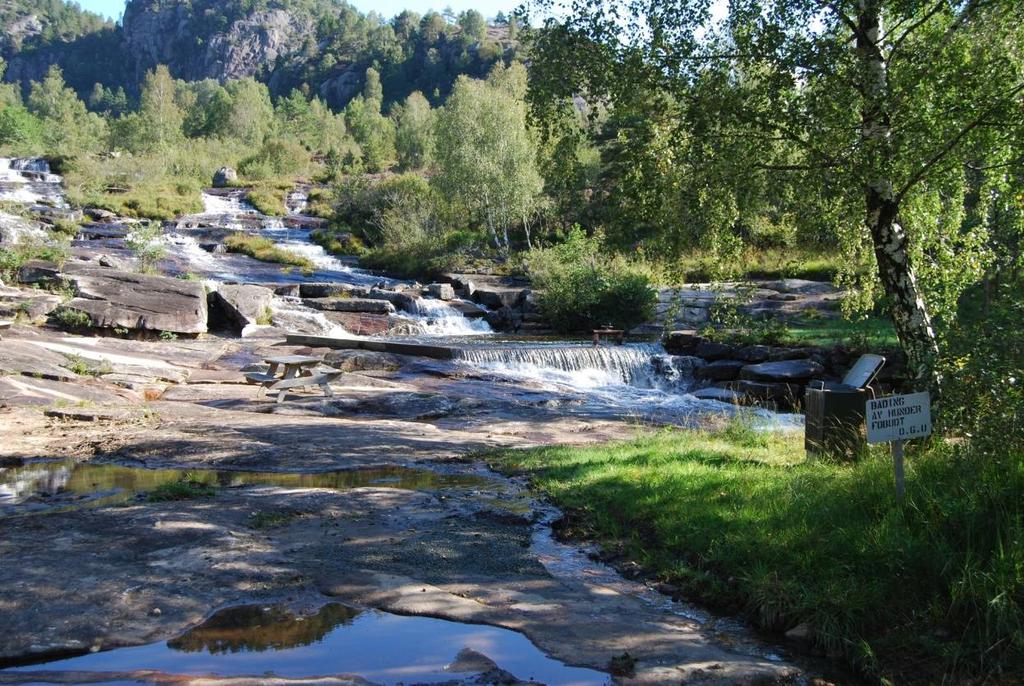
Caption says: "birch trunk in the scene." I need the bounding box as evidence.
[857,0,939,384]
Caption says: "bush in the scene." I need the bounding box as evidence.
[310,227,366,256]
[525,227,658,332]
[238,139,309,180]
[0,241,70,281]
[125,223,166,273]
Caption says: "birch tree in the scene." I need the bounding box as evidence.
[527,0,1024,384]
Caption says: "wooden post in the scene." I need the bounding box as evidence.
[892,439,905,498]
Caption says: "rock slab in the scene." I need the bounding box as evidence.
[66,268,208,334]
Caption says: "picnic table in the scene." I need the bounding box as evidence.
[592,329,625,346]
[245,354,342,403]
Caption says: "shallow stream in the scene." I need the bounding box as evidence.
[5,602,610,684]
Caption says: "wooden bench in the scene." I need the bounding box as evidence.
[245,369,343,403]
[592,329,625,346]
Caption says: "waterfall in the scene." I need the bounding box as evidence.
[270,296,353,339]
[0,157,66,207]
[406,298,492,336]
[455,343,688,390]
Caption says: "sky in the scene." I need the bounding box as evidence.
[76,0,521,22]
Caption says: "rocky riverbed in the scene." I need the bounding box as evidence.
[0,160,844,685]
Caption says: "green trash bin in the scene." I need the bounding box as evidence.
[804,354,886,460]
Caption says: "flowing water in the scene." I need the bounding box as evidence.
[6,602,610,684]
[0,157,65,207]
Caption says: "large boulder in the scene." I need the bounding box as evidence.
[740,359,824,382]
[426,283,455,301]
[365,288,420,313]
[16,260,62,286]
[212,166,237,187]
[64,268,208,334]
[472,286,528,310]
[208,284,273,334]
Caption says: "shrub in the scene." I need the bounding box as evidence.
[0,241,69,281]
[125,223,166,273]
[525,227,658,332]
[310,227,366,256]
[54,306,92,331]
[238,139,309,180]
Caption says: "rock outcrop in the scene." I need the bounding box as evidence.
[62,266,208,334]
[208,284,272,334]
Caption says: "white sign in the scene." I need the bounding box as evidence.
[866,392,932,444]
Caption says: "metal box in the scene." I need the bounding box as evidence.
[804,354,886,460]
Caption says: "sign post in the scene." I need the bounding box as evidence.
[866,391,932,497]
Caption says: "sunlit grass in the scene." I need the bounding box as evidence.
[492,423,1024,683]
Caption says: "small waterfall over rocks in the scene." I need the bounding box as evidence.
[269,295,353,339]
[406,297,492,336]
[0,157,66,207]
[456,343,691,391]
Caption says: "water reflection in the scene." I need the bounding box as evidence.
[0,461,494,515]
[168,604,361,654]
[11,603,611,685]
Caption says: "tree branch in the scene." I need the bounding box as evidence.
[895,81,1024,202]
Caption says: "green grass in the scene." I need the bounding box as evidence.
[246,184,289,216]
[147,477,217,502]
[492,424,1024,684]
[310,227,367,257]
[785,314,898,349]
[222,233,314,271]
[673,248,844,283]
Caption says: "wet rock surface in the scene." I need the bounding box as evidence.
[0,325,807,685]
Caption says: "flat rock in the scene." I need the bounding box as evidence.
[695,359,745,382]
[0,340,79,381]
[323,312,395,337]
[302,297,394,314]
[0,375,134,406]
[324,350,405,373]
[740,359,824,382]
[44,407,132,422]
[0,286,61,323]
[64,267,208,334]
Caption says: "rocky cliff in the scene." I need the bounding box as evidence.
[1,0,516,108]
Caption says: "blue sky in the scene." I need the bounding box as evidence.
[76,0,520,22]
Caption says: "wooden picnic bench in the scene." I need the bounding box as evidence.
[245,354,342,403]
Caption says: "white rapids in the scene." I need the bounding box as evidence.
[0,158,66,207]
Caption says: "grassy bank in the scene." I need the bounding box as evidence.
[222,233,313,271]
[492,425,1023,684]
